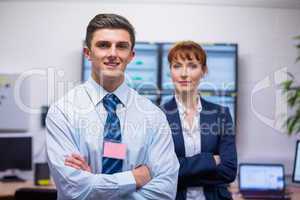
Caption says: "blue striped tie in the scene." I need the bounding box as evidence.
[102,93,123,174]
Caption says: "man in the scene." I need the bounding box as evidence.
[46,13,179,200]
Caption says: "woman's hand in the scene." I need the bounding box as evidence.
[214,155,221,165]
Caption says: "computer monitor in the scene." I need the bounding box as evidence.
[0,136,32,181]
[202,94,236,124]
[161,43,238,92]
[293,140,300,183]
[239,163,285,191]
[82,42,159,91]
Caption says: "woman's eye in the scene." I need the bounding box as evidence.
[172,64,181,69]
[188,64,198,69]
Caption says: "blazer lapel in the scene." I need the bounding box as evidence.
[163,97,186,157]
[200,98,214,152]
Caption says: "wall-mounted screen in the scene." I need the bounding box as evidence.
[82,42,159,91]
[202,95,236,123]
[162,43,237,92]
[82,42,238,115]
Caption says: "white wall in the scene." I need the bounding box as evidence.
[0,1,300,178]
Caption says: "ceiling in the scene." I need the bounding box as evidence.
[1,0,300,9]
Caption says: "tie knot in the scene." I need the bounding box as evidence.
[103,93,121,113]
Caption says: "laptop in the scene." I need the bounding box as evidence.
[292,140,300,183]
[239,163,290,199]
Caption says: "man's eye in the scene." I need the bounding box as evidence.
[97,42,110,48]
[117,43,130,50]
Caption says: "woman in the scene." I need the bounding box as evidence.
[161,41,237,200]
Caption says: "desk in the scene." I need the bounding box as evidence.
[1,181,300,200]
[0,181,55,200]
[230,184,300,200]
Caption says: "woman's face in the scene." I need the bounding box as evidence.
[170,56,205,95]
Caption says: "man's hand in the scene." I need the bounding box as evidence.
[132,165,152,189]
[213,155,221,165]
[64,154,152,188]
[64,153,91,172]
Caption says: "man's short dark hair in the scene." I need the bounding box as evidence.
[85,13,136,50]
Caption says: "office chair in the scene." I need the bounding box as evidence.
[14,188,57,200]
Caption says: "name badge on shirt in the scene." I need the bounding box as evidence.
[103,141,127,160]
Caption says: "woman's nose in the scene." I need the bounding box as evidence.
[180,67,188,77]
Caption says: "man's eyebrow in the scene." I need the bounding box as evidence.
[93,41,131,48]
[117,41,130,46]
[95,40,110,44]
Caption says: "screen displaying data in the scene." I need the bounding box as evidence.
[162,43,237,92]
[82,42,238,109]
[202,95,236,123]
[293,141,300,182]
[240,165,284,190]
[82,43,159,90]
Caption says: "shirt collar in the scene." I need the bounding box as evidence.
[175,95,202,115]
[84,77,129,107]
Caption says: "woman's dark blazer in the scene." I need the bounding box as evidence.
[161,97,237,200]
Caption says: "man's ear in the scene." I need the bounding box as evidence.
[83,47,91,61]
[129,50,135,62]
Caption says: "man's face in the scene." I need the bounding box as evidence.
[84,28,135,84]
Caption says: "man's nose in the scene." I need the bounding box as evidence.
[108,46,117,57]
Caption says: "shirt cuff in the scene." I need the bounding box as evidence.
[115,171,136,197]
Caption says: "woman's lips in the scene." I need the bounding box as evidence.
[178,81,191,85]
